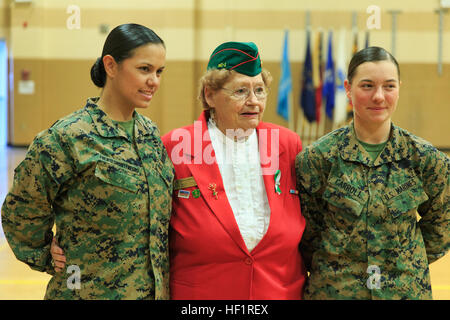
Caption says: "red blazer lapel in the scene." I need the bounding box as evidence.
[253,124,286,253]
[258,122,286,207]
[186,112,249,254]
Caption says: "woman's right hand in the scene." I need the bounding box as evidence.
[51,237,66,273]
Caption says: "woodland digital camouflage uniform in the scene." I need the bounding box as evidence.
[296,123,449,300]
[1,98,174,299]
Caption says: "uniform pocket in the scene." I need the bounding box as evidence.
[94,160,139,193]
[386,177,429,248]
[322,183,368,217]
[387,181,428,218]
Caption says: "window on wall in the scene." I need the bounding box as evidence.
[0,40,7,147]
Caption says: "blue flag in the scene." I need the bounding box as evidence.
[323,31,335,119]
[277,30,292,121]
[300,30,316,122]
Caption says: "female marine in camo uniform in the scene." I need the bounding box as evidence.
[296,46,449,300]
[1,23,174,299]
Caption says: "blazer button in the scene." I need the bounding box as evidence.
[244,258,253,265]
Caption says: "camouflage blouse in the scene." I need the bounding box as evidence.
[296,122,449,300]
[1,98,174,299]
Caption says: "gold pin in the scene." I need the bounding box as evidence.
[208,183,218,199]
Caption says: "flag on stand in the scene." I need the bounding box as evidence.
[312,30,324,123]
[277,30,292,122]
[300,30,316,123]
[347,29,359,120]
[323,31,335,119]
[352,29,358,56]
[334,29,348,125]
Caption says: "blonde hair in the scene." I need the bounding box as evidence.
[198,68,273,110]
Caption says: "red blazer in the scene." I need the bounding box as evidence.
[162,112,306,300]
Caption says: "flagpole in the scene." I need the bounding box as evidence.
[333,28,347,131]
[435,8,448,76]
[317,29,325,141]
[311,28,317,145]
[307,11,311,146]
[299,11,311,143]
[388,10,402,57]
[302,11,311,145]
[288,94,294,131]
[297,109,303,141]
[322,29,334,136]
[285,25,295,131]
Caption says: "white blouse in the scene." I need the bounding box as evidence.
[208,119,271,252]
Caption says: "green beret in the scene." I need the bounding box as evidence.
[206,41,262,76]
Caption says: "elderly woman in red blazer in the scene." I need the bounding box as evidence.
[162,41,306,299]
[50,41,307,300]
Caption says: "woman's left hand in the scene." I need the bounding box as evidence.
[50,237,66,273]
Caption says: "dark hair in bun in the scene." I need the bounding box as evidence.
[90,23,165,88]
[90,57,107,87]
[347,46,400,84]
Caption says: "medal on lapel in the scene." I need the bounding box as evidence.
[208,183,218,199]
[192,189,201,199]
[274,170,281,195]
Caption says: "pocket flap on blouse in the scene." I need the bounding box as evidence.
[387,178,429,218]
[94,160,139,193]
[322,183,368,217]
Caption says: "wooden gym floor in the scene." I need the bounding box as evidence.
[0,146,449,300]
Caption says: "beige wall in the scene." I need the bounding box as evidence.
[0,0,9,143]
[6,0,450,148]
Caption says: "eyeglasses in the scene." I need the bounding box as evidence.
[221,86,268,101]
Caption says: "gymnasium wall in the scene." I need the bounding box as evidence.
[0,0,8,38]
[6,0,450,148]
